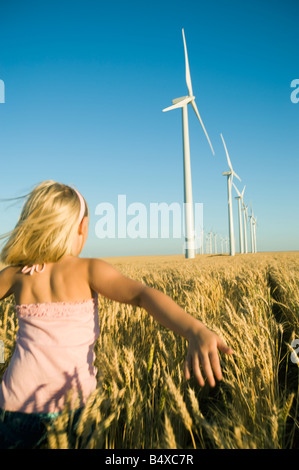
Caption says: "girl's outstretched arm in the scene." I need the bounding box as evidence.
[88,258,233,387]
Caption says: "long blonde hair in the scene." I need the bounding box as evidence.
[0,180,89,266]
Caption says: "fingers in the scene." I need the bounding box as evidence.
[199,353,216,387]
[185,350,215,388]
[208,350,222,382]
[186,348,225,387]
[184,353,192,381]
[185,333,234,388]
[192,353,205,387]
[217,337,234,355]
[185,352,205,387]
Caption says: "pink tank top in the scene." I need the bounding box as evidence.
[0,294,100,413]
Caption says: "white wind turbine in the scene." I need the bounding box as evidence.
[220,133,241,256]
[253,216,257,253]
[249,212,254,253]
[163,29,214,259]
[208,231,213,254]
[220,236,224,254]
[205,234,209,254]
[251,209,257,253]
[213,232,218,254]
[242,203,249,254]
[233,183,246,254]
[249,205,257,253]
[225,236,229,253]
[199,228,204,254]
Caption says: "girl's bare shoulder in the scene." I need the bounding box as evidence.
[0,265,21,300]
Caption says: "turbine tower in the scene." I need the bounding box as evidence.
[233,183,246,254]
[253,217,257,253]
[220,133,241,256]
[220,236,224,254]
[213,232,218,254]
[243,204,249,253]
[163,29,214,259]
[249,206,256,253]
[208,231,213,254]
[250,213,254,253]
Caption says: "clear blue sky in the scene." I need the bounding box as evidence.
[0,0,298,257]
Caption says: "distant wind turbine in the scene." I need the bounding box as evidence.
[233,183,246,254]
[225,236,229,253]
[243,204,249,253]
[221,133,241,256]
[249,206,256,253]
[199,228,204,254]
[252,214,257,253]
[220,236,224,254]
[208,231,213,254]
[163,29,214,259]
[213,232,218,254]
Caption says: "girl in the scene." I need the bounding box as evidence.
[0,180,233,448]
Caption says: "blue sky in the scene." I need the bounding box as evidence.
[0,0,298,257]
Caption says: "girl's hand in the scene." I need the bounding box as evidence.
[184,324,234,387]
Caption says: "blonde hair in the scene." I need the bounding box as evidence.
[0,180,89,266]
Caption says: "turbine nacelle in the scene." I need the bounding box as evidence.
[163,95,194,112]
[162,29,215,156]
[172,95,195,105]
[220,133,241,182]
[233,183,246,200]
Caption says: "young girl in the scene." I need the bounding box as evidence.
[0,180,233,448]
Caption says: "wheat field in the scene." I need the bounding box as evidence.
[0,251,298,449]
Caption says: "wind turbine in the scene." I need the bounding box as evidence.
[251,213,257,253]
[199,228,204,254]
[225,236,229,253]
[220,236,224,254]
[249,205,256,253]
[163,29,214,259]
[242,204,249,253]
[233,183,246,254]
[253,217,257,253]
[221,133,241,256]
[213,232,218,254]
[208,231,213,254]
[205,233,210,254]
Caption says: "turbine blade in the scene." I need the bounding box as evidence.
[162,96,189,112]
[241,185,246,198]
[233,170,241,182]
[191,99,215,155]
[182,29,193,97]
[220,133,233,171]
[232,182,241,197]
